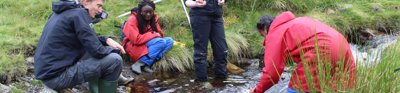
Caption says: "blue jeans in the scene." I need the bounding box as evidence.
[190,15,228,82]
[139,37,174,66]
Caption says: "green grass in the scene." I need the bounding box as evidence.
[351,40,400,92]
[0,0,49,81]
[11,87,24,93]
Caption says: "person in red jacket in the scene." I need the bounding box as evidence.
[250,11,357,93]
[122,0,173,74]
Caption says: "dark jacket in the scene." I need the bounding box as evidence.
[34,1,118,80]
[186,0,224,17]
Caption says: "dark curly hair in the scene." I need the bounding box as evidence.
[256,15,275,32]
[131,0,157,34]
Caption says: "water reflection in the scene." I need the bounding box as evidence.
[126,59,294,93]
[123,35,400,93]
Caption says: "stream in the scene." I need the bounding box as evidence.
[350,35,398,66]
[126,59,292,93]
[123,34,398,93]
[2,35,396,93]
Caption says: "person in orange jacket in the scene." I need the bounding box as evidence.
[122,0,173,74]
[250,11,357,93]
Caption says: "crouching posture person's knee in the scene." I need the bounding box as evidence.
[99,53,123,81]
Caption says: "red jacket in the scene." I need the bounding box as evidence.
[255,11,357,93]
[122,12,164,62]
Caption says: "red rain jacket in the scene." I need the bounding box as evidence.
[255,11,356,93]
[122,12,164,62]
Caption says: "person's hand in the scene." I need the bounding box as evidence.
[249,87,255,93]
[218,0,225,6]
[196,0,206,7]
[106,38,126,54]
[156,33,161,37]
[185,0,206,8]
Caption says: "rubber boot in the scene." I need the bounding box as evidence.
[131,61,145,74]
[43,85,57,93]
[88,79,99,93]
[118,74,134,85]
[99,79,118,93]
[143,66,154,73]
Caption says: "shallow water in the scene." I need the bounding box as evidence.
[126,35,398,93]
[127,59,292,93]
[350,35,397,66]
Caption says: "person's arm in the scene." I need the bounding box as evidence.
[185,0,206,8]
[154,15,164,38]
[123,15,158,45]
[253,29,289,93]
[74,10,117,58]
[97,36,110,46]
[106,38,126,54]
[97,36,126,54]
[254,43,287,93]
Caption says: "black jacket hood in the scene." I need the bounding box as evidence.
[52,1,80,14]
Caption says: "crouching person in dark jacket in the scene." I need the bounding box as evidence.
[34,0,126,92]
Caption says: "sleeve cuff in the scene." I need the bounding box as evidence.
[98,36,112,46]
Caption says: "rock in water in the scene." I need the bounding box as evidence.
[0,83,11,93]
[227,62,245,74]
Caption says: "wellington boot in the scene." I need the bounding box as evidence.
[131,61,146,74]
[143,66,154,73]
[118,75,134,85]
[88,79,99,93]
[99,79,118,93]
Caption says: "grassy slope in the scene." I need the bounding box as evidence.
[1,0,400,92]
[0,0,51,78]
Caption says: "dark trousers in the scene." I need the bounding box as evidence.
[43,53,122,91]
[190,15,228,82]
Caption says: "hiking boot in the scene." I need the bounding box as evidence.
[131,61,146,74]
[143,66,154,73]
[118,75,134,85]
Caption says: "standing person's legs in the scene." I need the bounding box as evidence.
[191,15,211,82]
[43,53,122,91]
[139,38,166,66]
[210,17,228,79]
